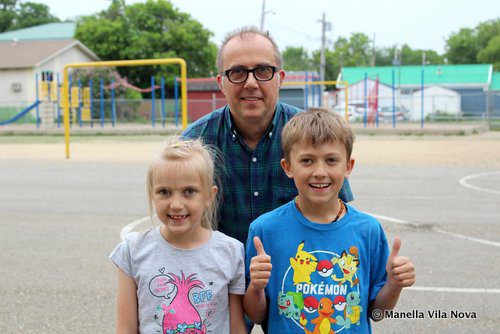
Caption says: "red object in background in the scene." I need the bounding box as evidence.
[187,91,226,121]
[367,76,379,123]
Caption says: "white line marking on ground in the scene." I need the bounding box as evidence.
[369,213,500,248]
[459,171,500,195]
[120,216,151,240]
[408,286,500,294]
[432,227,500,248]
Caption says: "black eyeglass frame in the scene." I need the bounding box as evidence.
[222,65,278,84]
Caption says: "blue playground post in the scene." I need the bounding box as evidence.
[151,76,156,128]
[161,77,165,128]
[174,76,179,127]
[99,78,105,128]
[78,79,82,127]
[35,73,40,128]
[392,69,396,128]
[57,73,61,128]
[375,75,380,128]
[421,68,425,128]
[305,71,309,110]
[364,73,368,128]
[89,79,93,128]
[111,79,116,127]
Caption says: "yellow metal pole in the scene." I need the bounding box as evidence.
[63,66,70,158]
[62,58,187,159]
[344,82,349,122]
[179,59,188,129]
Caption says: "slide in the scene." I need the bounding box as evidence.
[0,101,40,126]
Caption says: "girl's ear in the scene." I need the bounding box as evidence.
[280,158,294,179]
[206,185,218,207]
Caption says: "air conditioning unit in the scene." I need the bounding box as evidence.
[11,82,22,92]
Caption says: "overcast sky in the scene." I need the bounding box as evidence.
[35,0,500,55]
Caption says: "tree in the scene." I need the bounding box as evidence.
[445,19,500,68]
[10,2,59,30]
[310,33,373,83]
[75,0,217,95]
[282,46,313,71]
[0,0,17,32]
[0,1,59,32]
[477,34,500,70]
[476,19,500,70]
[399,44,444,65]
[445,28,480,64]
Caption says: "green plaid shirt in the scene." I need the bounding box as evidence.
[182,102,353,243]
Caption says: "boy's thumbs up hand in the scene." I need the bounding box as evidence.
[386,237,416,288]
[249,236,272,291]
[254,236,267,255]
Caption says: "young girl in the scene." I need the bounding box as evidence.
[110,137,246,334]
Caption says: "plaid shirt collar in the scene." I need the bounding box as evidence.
[224,103,280,143]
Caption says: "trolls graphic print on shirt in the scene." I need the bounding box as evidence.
[149,270,213,334]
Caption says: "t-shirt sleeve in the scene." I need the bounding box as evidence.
[229,241,246,295]
[369,223,390,302]
[109,237,133,278]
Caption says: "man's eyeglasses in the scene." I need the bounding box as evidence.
[222,66,278,84]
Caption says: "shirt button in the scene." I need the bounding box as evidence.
[253,191,259,197]
[252,157,257,162]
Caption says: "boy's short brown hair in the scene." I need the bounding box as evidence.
[281,107,355,161]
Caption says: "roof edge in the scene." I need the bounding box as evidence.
[35,40,100,67]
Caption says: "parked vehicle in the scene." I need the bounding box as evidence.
[378,106,410,122]
[332,105,363,122]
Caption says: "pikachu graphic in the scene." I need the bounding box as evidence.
[290,241,318,285]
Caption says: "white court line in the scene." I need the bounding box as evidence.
[120,216,151,240]
[459,171,500,195]
[408,286,500,294]
[369,213,500,248]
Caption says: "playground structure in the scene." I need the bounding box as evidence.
[60,58,187,158]
[1,59,187,131]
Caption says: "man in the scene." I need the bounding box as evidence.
[182,26,353,244]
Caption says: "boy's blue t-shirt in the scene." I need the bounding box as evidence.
[246,200,389,334]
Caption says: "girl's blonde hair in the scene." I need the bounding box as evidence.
[146,136,220,230]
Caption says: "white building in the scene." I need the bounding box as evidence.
[0,23,99,106]
[411,85,461,120]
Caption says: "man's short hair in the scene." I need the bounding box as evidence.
[281,108,355,161]
[216,26,283,73]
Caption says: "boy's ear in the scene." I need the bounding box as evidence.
[344,157,355,177]
[280,158,294,178]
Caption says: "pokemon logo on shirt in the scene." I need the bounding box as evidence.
[280,241,364,333]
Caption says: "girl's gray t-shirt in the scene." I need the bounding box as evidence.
[110,227,245,334]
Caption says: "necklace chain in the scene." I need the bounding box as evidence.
[294,197,344,223]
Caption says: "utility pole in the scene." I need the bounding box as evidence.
[260,0,274,31]
[371,33,376,67]
[260,0,266,30]
[318,12,331,106]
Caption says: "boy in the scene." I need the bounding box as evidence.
[243,108,415,333]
